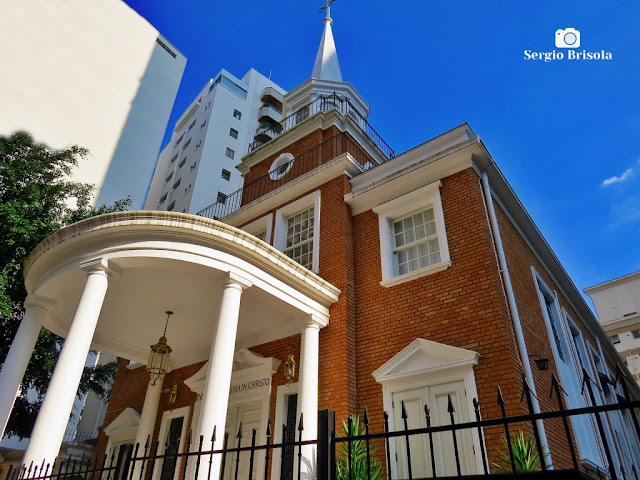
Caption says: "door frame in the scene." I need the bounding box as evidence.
[372,338,485,477]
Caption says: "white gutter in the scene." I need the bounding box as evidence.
[481,172,551,466]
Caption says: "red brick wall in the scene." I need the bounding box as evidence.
[495,199,601,469]
[351,168,530,466]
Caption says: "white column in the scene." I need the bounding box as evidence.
[196,274,251,480]
[23,258,113,467]
[130,377,164,477]
[0,295,55,439]
[296,319,320,480]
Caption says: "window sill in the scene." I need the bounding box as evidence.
[380,261,451,288]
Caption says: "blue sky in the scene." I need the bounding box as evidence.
[124,0,640,301]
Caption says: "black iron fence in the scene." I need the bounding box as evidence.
[8,368,640,480]
[197,132,375,220]
[247,92,395,162]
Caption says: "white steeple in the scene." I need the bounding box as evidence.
[311,9,342,82]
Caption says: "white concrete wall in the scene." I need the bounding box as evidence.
[0,0,186,208]
[146,69,286,215]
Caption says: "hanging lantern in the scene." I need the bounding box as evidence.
[147,311,173,385]
[284,351,297,384]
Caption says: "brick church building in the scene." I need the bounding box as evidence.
[1,9,639,480]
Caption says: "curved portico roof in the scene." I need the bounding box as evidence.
[24,211,340,369]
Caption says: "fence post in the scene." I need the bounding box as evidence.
[317,409,335,480]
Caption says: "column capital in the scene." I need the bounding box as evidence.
[24,294,56,312]
[224,272,253,291]
[80,258,122,277]
[301,314,326,330]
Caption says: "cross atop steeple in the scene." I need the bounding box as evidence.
[311,0,342,82]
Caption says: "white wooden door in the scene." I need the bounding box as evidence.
[224,401,262,480]
[392,381,476,478]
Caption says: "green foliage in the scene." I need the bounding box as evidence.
[0,132,130,438]
[492,430,548,473]
[336,416,382,480]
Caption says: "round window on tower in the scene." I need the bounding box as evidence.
[269,153,295,180]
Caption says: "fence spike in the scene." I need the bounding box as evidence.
[497,385,505,406]
[297,412,304,432]
[212,425,217,445]
[447,394,455,414]
[266,419,271,437]
[237,422,243,440]
[401,400,408,419]
[472,398,489,475]
[363,406,369,425]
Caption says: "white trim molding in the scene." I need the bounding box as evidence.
[373,181,451,287]
[372,338,484,476]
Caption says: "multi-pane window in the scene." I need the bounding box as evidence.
[229,128,238,139]
[167,201,175,211]
[174,133,184,147]
[170,154,178,164]
[233,109,242,120]
[225,148,235,160]
[392,208,440,276]
[284,207,314,269]
[221,169,231,181]
[178,157,186,168]
[255,230,267,242]
[610,335,621,345]
[159,193,167,204]
[188,119,196,132]
[182,138,192,150]
[217,192,227,204]
[172,178,181,190]
[165,171,173,183]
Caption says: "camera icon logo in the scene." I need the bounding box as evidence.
[555,28,580,48]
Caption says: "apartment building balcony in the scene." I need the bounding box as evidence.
[260,86,283,111]
[258,103,282,125]
[253,124,280,145]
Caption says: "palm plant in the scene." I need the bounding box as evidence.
[492,430,548,472]
[336,416,383,480]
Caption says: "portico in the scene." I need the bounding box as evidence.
[0,211,339,476]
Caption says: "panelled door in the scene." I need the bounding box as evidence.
[223,401,263,480]
[392,381,476,478]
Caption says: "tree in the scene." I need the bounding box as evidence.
[0,132,131,438]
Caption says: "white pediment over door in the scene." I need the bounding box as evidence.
[184,348,281,396]
[372,338,480,386]
[103,407,140,441]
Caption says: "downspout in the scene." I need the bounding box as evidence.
[481,171,551,466]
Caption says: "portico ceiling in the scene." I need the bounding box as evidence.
[23,211,340,369]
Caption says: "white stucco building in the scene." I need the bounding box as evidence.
[0,0,187,208]
[586,271,640,385]
[144,70,286,214]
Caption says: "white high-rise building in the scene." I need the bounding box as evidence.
[586,271,640,385]
[0,0,187,208]
[144,69,286,214]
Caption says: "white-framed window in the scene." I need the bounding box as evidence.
[274,191,321,272]
[242,213,273,244]
[534,270,603,470]
[154,407,190,480]
[269,153,294,180]
[373,181,450,287]
[226,148,235,160]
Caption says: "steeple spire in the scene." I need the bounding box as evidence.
[311,5,343,82]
